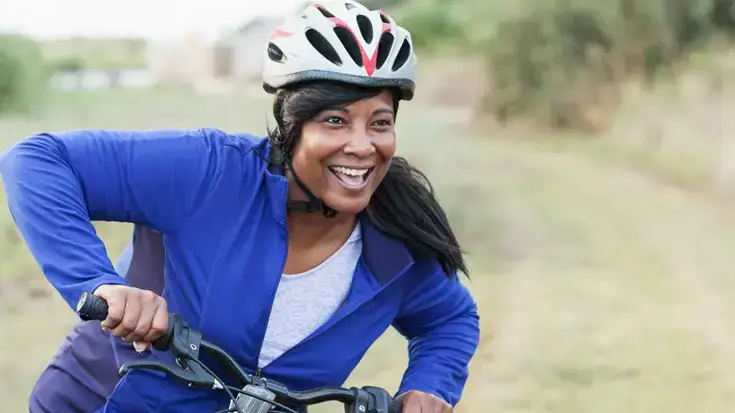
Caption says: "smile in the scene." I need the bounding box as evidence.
[328,165,374,189]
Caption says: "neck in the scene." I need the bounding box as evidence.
[284,168,357,246]
[286,210,357,248]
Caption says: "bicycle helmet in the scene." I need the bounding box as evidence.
[262,0,417,101]
[262,0,418,218]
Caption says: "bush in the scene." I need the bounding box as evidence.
[482,0,734,130]
[0,34,46,115]
[397,2,465,51]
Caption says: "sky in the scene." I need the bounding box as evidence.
[0,0,303,40]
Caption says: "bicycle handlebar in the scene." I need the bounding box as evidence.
[76,292,401,413]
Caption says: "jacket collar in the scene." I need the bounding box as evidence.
[359,217,414,285]
[258,138,415,286]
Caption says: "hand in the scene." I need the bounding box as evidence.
[398,390,452,413]
[93,284,168,352]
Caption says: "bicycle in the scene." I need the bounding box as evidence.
[76,292,401,413]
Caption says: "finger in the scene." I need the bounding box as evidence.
[125,291,157,342]
[133,341,151,353]
[142,299,168,343]
[113,290,141,338]
[96,289,124,331]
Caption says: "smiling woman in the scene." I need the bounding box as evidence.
[268,80,468,276]
[2,1,480,413]
[277,85,396,215]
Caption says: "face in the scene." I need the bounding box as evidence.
[289,90,396,215]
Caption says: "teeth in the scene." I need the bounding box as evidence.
[331,166,369,177]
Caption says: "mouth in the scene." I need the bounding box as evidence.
[328,165,374,189]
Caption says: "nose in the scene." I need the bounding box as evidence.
[343,129,376,158]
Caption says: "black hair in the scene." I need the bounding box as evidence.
[267,80,468,278]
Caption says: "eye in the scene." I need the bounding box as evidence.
[372,119,393,128]
[323,116,346,125]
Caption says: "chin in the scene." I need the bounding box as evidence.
[323,196,371,216]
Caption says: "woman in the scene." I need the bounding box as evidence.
[2,1,479,412]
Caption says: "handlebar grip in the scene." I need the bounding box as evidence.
[76,292,109,321]
[75,292,174,351]
[389,397,401,413]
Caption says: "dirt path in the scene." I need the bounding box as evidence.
[450,138,735,413]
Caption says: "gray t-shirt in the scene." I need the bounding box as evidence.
[258,223,362,368]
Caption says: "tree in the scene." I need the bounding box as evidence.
[0,34,46,115]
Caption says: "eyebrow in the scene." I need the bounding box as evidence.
[327,107,394,116]
[373,108,395,116]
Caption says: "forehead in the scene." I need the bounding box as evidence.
[342,90,394,111]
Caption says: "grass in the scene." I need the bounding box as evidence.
[3,86,735,413]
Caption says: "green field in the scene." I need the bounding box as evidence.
[3,87,735,413]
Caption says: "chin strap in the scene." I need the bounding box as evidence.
[285,158,338,218]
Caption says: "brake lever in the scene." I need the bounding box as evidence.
[361,386,400,413]
[119,314,223,389]
[344,387,370,413]
[120,359,219,388]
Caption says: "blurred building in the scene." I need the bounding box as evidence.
[147,31,214,86]
[136,4,311,88]
[212,16,284,82]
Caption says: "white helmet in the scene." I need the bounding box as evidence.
[262,0,417,100]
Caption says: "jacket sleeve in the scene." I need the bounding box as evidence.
[0,128,229,311]
[392,265,480,407]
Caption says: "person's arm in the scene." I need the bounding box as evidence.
[0,128,230,310]
[392,265,480,407]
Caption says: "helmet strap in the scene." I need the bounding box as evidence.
[285,157,338,218]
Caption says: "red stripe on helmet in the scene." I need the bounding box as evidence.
[328,16,391,76]
[269,27,293,40]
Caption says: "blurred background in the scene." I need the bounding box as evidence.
[2,0,735,411]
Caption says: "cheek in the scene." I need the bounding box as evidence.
[291,133,337,185]
[299,130,343,160]
[290,140,319,182]
[375,134,397,159]
[373,138,396,184]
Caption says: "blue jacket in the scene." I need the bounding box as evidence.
[0,128,480,412]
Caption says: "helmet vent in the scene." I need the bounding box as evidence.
[333,27,363,67]
[375,32,394,70]
[267,43,285,63]
[345,2,356,10]
[356,15,374,43]
[392,38,411,71]
[379,13,390,24]
[316,6,335,18]
[305,28,342,65]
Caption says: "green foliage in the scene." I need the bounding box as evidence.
[361,0,405,8]
[42,37,148,72]
[0,34,46,115]
[481,0,735,129]
[398,3,464,50]
[47,56,85,74]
